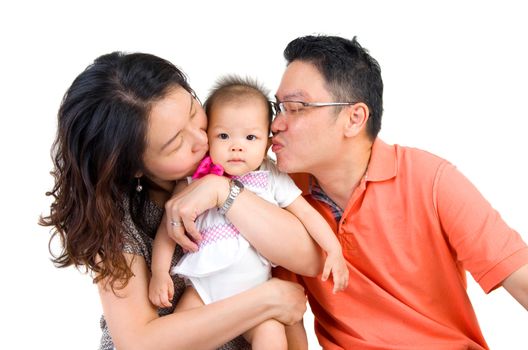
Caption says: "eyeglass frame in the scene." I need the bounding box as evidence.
[271,100,358,116]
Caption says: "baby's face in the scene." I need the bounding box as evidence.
[207,100,269,176]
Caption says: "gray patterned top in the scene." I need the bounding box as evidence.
[98,198,250,350]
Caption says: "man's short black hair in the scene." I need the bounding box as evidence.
[284,35,383,139]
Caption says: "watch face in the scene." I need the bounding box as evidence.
[232,179,244,189]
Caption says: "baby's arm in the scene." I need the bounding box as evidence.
[150,218,177,308]
[149,181,188,308]
[285,196,349,293]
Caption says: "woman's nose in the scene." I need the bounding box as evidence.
[190,126,208,152]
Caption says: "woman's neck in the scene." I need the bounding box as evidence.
[145,177,174,207]
[148,188,171,207]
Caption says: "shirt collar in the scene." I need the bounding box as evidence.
[366,137,397,182]
[290,137,397,195]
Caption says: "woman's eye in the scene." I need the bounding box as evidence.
[170,136,184,152]
[246,135,256,141]
[219,133,229,140]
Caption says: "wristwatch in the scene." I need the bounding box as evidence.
[218,179,244,215]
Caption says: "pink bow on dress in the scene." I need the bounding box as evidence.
[192,156,225,179]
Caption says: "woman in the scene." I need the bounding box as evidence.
[40,52,322,350]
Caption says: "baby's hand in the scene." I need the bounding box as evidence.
[321,251,349,293]
[149,271,175,308]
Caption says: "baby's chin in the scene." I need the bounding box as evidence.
[223,164,255,177]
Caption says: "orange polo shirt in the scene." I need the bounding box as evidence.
[276,138,528,350]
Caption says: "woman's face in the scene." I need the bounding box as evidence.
[142,86,208,191]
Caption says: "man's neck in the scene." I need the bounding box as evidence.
[312,139,373,210]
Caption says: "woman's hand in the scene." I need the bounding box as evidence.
[164,175,230,252]
[100,255,308,350]
[263,278,307,325]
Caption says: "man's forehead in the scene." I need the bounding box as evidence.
[277,62,327,99]
[276,90,308,100]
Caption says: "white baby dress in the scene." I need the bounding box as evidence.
[171,158,301,304]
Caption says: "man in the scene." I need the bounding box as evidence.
[271,35,528,350]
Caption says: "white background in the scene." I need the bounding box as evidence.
[1,0,527,348]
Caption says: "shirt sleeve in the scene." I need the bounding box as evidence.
[264,159,302,208]
[434,162,528,293]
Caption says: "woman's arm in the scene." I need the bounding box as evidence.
[285,196,342,256]
[165,175,323,276]
[285,196,349,292]
[228,189,323,276]
[100,253,307,350]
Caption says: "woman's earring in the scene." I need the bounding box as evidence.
[136,177,143,193]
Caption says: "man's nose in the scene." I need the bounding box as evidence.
[271,113,286,134]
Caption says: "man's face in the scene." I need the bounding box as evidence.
[271,61,343,174]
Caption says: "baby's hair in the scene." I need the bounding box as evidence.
[205,75,274,128]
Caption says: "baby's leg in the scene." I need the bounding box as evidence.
[285,321,308,350]
[244,319,287,350]
[173,286,204,312]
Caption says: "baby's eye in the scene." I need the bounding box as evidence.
[246,135,256,141]
[219,133,229,140]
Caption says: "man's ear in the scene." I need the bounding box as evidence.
[343,102,369,138]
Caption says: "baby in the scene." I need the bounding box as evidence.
[149,76,349,349]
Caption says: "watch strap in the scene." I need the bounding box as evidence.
[218,179,244,215]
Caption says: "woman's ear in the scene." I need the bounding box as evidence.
[343,102,369,138]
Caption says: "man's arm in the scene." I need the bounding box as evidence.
[502,264,528,310]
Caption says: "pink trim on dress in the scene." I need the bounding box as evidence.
[199,223,240,248]
[233,172,268,189]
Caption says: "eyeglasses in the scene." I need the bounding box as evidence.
[272,101,357,116]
